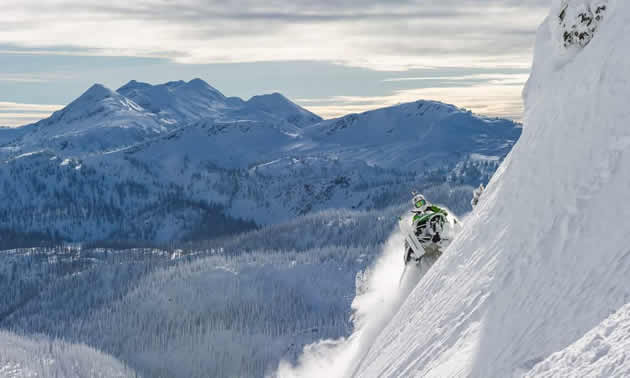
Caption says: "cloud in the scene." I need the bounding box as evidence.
[0,0,549,71]
[0,102,62,127]
[0,73,75,83]
[0,2,547,122]
[382,73,530,87]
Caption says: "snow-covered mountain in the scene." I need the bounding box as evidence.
[117,78,322,127]
[300,100,519,171]
[245,92,322,128]
[13,84,172,156]
[0,79,520,242]
[1,79,322,160]
[4,2,628,378]
[295,1,630,377]
[117,79,230,123]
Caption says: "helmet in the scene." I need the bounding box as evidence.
[412,193,428,211]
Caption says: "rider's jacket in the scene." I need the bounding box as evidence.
[412,205,448,239]
[412,205,447,225]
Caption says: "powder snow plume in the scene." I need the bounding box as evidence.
[276,215,437,378]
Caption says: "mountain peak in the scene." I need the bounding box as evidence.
[184,78,225,98]
[117,79,224,98]
[165,80,186,87]
[118,80,153,92]
[77,83,118,103]
[245,92,322,127]
[248,92,288,103]
[59,83,127,115]
[115,79,227,123]
[31,83,147,129]
[187,78,208,87]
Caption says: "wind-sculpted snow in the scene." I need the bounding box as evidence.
[324,1,630,377]
[0,331,134,377]
[525,303,630,377]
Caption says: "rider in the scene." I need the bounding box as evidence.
[405,193,449,264]
[412,193,448,243]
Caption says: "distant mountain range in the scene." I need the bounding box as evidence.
[0,79,521,243]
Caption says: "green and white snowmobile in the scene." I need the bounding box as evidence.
[401,193,461,266]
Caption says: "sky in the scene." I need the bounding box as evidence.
[0,0,550,127]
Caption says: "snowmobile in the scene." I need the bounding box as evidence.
[400,210,460,266]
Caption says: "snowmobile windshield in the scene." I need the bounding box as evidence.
[415,199,426,208]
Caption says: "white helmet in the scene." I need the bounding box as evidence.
[412,193,428,211]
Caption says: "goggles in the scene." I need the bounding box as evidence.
[415,199,426,208]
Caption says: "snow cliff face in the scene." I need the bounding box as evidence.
[348,1,630,376]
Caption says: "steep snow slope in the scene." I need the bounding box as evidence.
[301,100,520,171]
[0,331,133,377]
[324,0,630,377]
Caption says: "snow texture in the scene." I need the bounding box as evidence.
[287,0,630,377]
[526,303,630,378]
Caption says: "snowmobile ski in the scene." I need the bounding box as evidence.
[404,232,426,261]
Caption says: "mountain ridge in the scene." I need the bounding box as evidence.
[0,79,521,243]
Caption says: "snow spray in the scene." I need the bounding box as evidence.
[276,214,436,378]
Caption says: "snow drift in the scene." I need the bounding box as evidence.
[286,0,630,376]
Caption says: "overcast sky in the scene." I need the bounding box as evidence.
[0,0,550,126]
